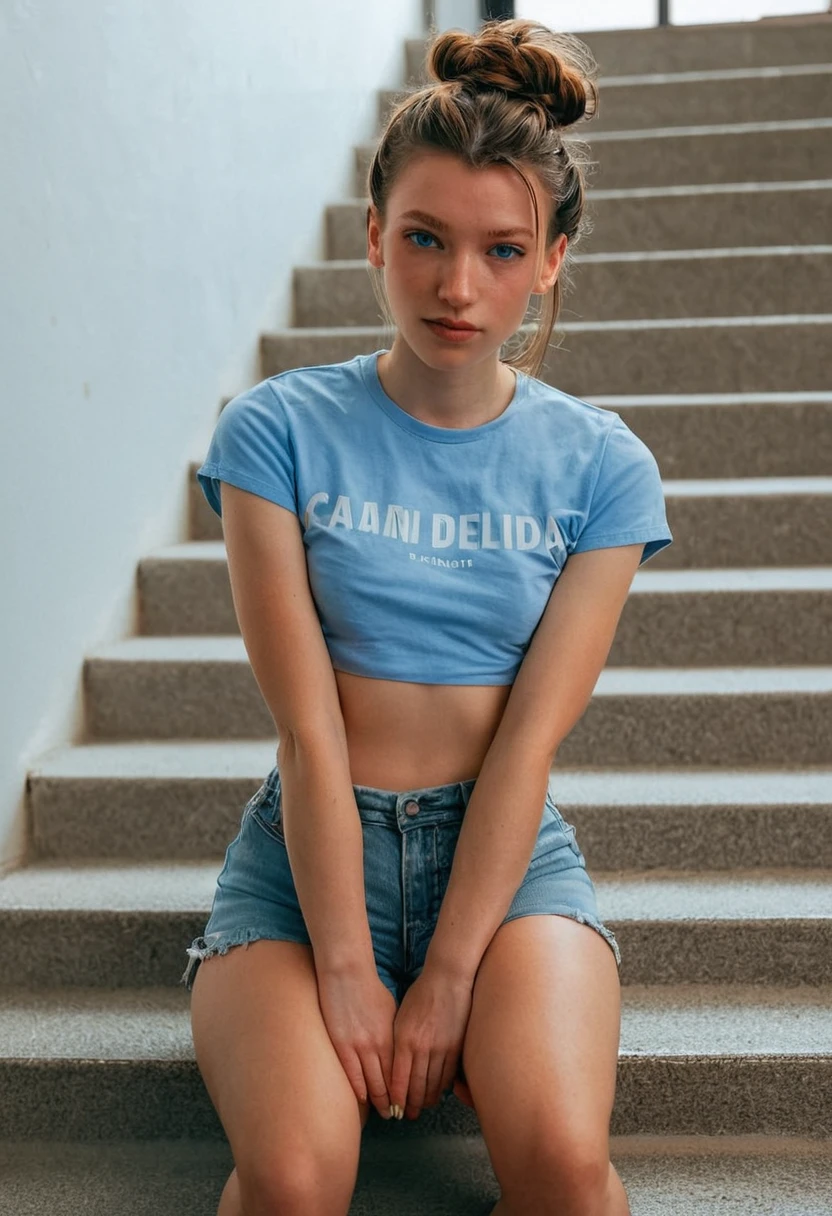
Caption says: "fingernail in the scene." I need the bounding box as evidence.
[387,1104,395,1119]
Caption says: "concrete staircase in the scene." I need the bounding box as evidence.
[5,16,832,1214]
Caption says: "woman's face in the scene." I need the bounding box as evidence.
[367,149,566,364]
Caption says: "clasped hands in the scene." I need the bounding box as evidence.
[389,967,476,1118]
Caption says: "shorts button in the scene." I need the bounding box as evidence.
[404,799,420,816]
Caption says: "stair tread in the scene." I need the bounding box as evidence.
[343,178,832,201]
[584,389,832,401]
[0,983,830,1060]
[0,1135,830,1216]
[30,737,280,777]
[264,313,832,336]
[84,636,832,690]
[590,177,832,198]
[394,61,832,89]
[28,743,832,802]
[2,860,832,916]
[600,62,832,86]
[299,245,832,270]
[578,114,832,141]
[362,116,832,147]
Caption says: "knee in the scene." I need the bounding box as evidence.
[236,1143,358,1216]
[512,1139,611,1216]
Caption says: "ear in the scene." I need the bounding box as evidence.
[367,204,384,269]
[531,232,567,296]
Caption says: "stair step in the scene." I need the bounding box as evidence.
[29,744,832,870]
[27,743,832,868]
[406,20,832,79]
[294,246,832,327]
[82,638,832,765]
[1,862,830,986]
[380,63,832,134]
[356,118,832,194]
[1,1134,830,1215]
[141,546,832,664]
[257,316,832,396]
[326,182,832,258]
[3,980,830,1059]
[0,983,829,1139]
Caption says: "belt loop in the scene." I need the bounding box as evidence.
[459,780,474,809]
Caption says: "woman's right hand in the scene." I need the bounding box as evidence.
[316,966,398,1121]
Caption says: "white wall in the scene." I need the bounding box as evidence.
[433,1,481,32]
[0,0,424,869]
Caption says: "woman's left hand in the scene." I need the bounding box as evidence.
[390,968,474,1119]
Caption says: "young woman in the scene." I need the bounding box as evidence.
[182,17,672,1216]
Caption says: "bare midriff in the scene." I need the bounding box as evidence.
[332,668,513,793]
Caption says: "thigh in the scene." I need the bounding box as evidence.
[459,913,621,1196]
[189,938,372,1205]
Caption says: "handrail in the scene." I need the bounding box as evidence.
[481,0,672,26]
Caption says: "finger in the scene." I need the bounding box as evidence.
[390,1045,412,1115]
[337,1046,370,1105]
[363,1051,393,1120]
[425,1050,449,1108]
[381,1025,395,1096]
[407,1049,430,1116]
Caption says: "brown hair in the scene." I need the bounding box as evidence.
[366,16,600,381]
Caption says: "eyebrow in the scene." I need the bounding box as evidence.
[398,209,534,240]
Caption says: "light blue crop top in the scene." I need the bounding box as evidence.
[196,349,673,686]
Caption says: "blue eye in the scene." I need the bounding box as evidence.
[404,231,523,260]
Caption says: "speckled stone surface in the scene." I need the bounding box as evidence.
[2,860,832,986]
[1,1135,831,1215]
[1,984,830,1139]
[79,639,832,760]
[24,747,832,868]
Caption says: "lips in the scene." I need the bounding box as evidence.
[428,319,478,331]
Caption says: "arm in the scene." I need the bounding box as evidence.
[421,542,644,985]
[221,480,376,979]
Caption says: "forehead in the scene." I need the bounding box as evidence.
[387,149,544,233]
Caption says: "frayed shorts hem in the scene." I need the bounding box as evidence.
[502,904,622,968]
[180,926,312,993]
[181,905,621,998]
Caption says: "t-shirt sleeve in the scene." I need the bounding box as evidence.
[570,414,673,567]
[196,378,297,518]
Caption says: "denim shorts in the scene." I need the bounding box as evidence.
[180,766,620,1000]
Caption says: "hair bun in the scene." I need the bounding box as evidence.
[429,18,597,129]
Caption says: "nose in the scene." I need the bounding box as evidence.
[437,253,477,307]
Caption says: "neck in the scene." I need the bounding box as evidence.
[377,341,517,430]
